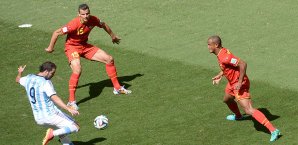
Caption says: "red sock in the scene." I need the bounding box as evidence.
[227,101,242,118]
[252,110,276,132]
[106,62,121,90]
[69,73,80,102]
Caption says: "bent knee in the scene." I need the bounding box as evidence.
[70,66,82,74]
[72,69,81,74]
[106,56,114,64]
[72,123,80,132]
[75,124,80,132]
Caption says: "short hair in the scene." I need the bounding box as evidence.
[78,4,89,12]
[39,61,56,72]
[208,35,222,47]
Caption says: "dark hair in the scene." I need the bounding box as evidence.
[208,35,222,47]
[39,61,56,72]
[78,4,89,12]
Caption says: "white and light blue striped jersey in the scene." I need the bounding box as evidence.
[19,74,61,121]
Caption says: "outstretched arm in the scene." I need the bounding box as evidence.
[16,65,26,83]
[51,95,79,116]
[101,22,121,44]
[45,28,64,53]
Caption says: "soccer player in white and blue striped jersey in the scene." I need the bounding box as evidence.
[16,61,80,145]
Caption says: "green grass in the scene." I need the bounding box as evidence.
[1,0,298,145]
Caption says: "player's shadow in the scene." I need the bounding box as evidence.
[76,73,144,105]
[242,108,280,134]
[72,137,106,145]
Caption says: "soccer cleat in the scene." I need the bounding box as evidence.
[67,101,79,110]
[270,129,280,142]
[42,128,54,145]
[226,114,246,121]
[113,86,132,95]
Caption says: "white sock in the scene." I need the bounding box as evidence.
[53,124,79,136]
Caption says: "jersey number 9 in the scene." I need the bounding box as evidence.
[29,87,36,104]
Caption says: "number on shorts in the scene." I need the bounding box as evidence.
[71,52,80,58]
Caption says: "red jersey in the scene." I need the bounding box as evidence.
[217,48,249,85]
[62,16,103,46]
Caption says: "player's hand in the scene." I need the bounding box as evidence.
[111,35,121,44]
[45,47,54,53]
[67,107,80,116]
[212,75,222,85]
[234,82,242,90]
[18,65,26,73]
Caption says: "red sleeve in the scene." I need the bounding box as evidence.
[61,19,78,34]
[221,53,240,67]
[92,16,103,28]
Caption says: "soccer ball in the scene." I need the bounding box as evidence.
[94,115,108,129]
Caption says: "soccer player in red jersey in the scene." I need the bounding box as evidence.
[207,35,280,142]
[45,4,131,110]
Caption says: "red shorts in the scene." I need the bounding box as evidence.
[65,44,99,63]
[225,79,251,101]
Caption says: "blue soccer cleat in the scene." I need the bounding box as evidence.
[226,114,246,121]
[270,129,280,142]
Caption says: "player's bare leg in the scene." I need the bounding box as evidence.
[91,49,131,95]
[67,58,81,110]
[237,98,255,115]
[238,98,280,142]
[223,93,243,120]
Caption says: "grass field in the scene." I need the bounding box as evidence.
[1,0,298,145]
